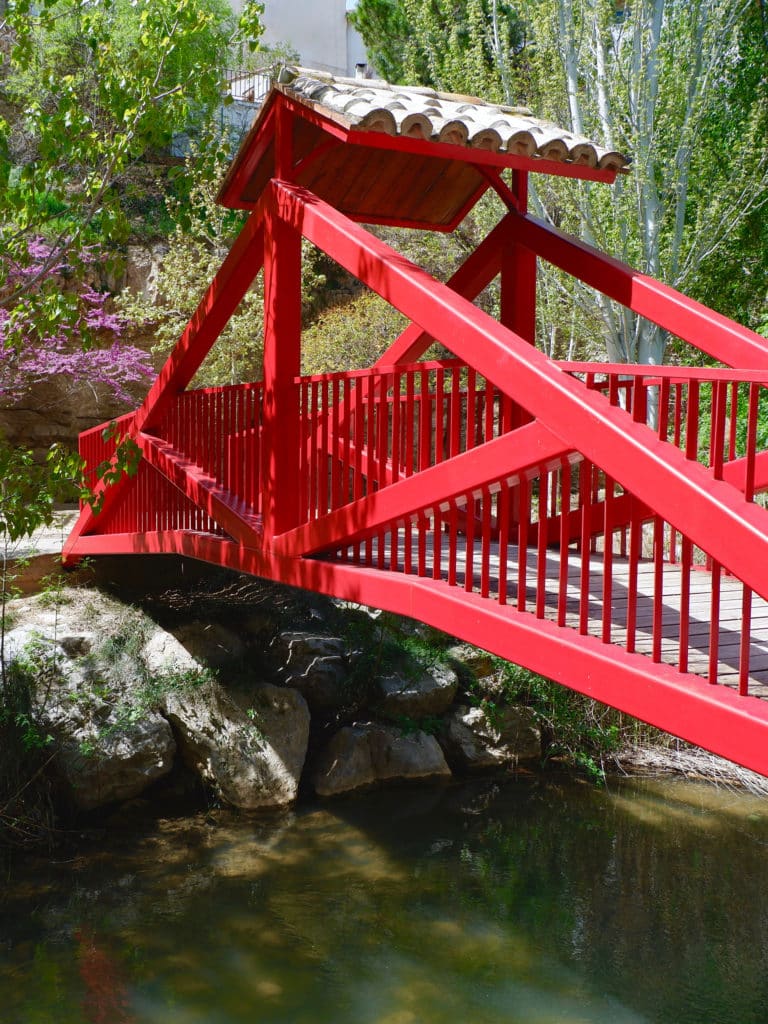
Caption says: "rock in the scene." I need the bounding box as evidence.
[375,663,458,718]
[167,621,246,670]
[445,643,497,680]
[1,591,179,809]
[164,680,310,809]
[121,242,168,304]
[141,628,202,675]
[440,704,541,770]
[312,723,452,796]
[36,685,176,811]
[270,631,350,712]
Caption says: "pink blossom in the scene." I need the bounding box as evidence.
[0,240,153,405]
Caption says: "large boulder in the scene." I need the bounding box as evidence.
[440,704,541,770]
[5,593,177,810]
[164,680,310,809]
[312,723,452,796]
[164,621,246,670]
[44,697,176,811]
[375,663,458,719]
[269,631,350,712]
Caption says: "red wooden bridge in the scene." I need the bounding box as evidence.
[65,71,768,775]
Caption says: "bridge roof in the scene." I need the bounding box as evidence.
[218,68,630,231]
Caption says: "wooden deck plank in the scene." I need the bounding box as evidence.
[355,530,768,697]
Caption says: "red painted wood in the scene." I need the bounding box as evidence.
[261,187,303,542]
[67,110,768,780]
[137,209,267,436]
[557,468,568,627]
[500,179,536,345]
[578,461,592,635]
[273,420,568,558]
[337,127,619,185]
[271,182,768,601]
[138,432,262,546]
[516,214,768,369]
[709,560,721,683]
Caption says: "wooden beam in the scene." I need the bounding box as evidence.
[261,181,303,542]
[273,420,572,557]
[512,212,768,369]
[500,172,536,344]
[271,180,768,601]
[372,212,510,367]
[135,207,267,436]
[138,432,262,547]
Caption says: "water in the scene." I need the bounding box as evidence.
[2,774,768,1024]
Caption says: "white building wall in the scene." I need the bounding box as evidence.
[230,0,369,78]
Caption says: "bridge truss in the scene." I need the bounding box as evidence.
[65,76,768,774]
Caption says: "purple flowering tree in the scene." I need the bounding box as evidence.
[0,239,153,406]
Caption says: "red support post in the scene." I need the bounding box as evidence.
[500,171,536,345]
[261,175,303,543]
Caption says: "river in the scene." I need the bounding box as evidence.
[1,773,767,1023]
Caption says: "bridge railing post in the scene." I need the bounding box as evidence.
[261,192,303,544]
[502,170,536,527]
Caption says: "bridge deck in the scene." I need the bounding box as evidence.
[343,533,768,699]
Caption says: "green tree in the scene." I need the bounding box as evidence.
[0,0,264,332]
[353,1,768,366]
[350,0,528,101]
[524,0,768,365]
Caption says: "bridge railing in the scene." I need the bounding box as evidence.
[77,361,768,694]
[561,362,768,493]
[296,359,525,527]
[79,411,226,536]
[306,361,768,695]
[157,381,264,514]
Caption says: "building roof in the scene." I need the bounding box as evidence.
[219,67,630,231]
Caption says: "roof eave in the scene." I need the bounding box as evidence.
[218,87,624,213]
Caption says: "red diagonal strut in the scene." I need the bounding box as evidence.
[269,179,768,599]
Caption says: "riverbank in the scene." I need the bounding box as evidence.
[2,533,765,853]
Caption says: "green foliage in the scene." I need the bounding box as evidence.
[351,0,528,101]
[0,641,57,849]
[354,1,768,366]
[0,0,264,365]
[301,291,407,375]
[478,659,624,782]
[120,150,327,387]
[523,0,768,363]
[0,440,82,545]
[394,713,443,736]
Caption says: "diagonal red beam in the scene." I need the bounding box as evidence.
[66,198,269,556]
[271,180,768,600]
[136,208,267,435]
[310,220,509,484]
[372,212,511,367]
[722,450,768,495]
[274,420,573,557]
[138,432,262,548]
[511,212,768,369]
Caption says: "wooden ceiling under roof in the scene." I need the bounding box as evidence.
[218,69,630,232]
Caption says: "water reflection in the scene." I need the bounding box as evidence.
[1,775,768,1023]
